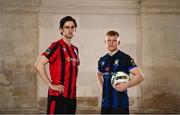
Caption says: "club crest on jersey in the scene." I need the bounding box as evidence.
[114,59,119,66]
[63,48,66,51]
[74,49,78,56]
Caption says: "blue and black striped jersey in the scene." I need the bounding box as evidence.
[98,50,137,109]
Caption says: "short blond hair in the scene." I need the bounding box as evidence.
[106,31,120,41]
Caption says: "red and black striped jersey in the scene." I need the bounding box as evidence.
[42,38,80,99]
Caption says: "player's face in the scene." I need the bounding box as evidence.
[105,35,120,52]
[61,21,76,39]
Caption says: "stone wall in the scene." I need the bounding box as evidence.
[0,0,40,113]
[140,0,180,113]
[0,0,180,114]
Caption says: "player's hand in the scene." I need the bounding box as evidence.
[115,82,129,92]
[51,85,64,94]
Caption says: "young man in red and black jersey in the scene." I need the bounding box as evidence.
[34,16,80,114]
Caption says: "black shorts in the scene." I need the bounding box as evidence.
[101,107,129,114]
[47,94,76,114]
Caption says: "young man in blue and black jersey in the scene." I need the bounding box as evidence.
[96,31,144,114]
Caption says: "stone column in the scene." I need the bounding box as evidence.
[140,0,180,113]
[0,0,40,113]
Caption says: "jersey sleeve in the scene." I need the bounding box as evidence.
[98,57,104,73]
[41,42,58,63]
[76,48,80,66]
[126,55,137,70]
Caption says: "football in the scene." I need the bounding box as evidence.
[111,71,130,88]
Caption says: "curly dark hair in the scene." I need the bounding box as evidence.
[59,16,77,28]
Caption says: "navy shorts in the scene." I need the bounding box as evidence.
[101,107,129,114]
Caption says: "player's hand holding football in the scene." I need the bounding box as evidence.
[115,82,129,92]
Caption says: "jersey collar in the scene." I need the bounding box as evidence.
[108,50,118,56]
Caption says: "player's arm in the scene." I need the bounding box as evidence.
[34,55,64,93]
[96,71,104,92]
[115,67,144,92]
[128,67,144,88]
[34,56,53,88]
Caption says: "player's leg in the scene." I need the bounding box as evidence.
[47,95,56,114]
[112,107,129,114]
[67,98,77,114]
[47,95,67,114]
[101,107,112,114]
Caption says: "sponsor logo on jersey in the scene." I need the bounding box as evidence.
[65,57,78,62]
